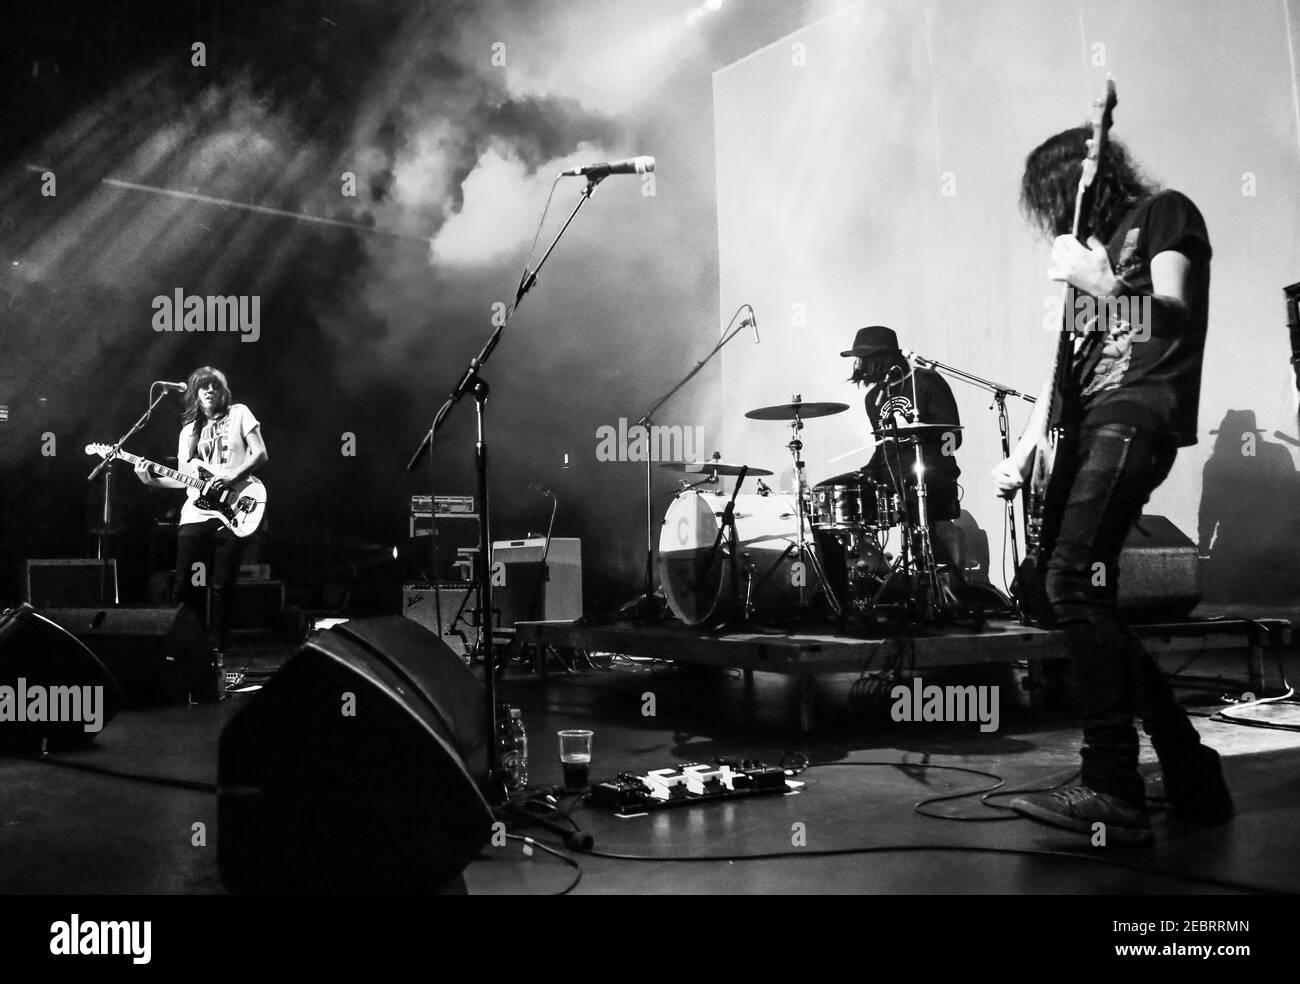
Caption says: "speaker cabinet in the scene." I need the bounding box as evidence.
[0,603,124,751]
[491,537,582,627]
[1119,514,1201,618]
[403,582,477,656]
[218,615,493,893]
[40,605,211,706]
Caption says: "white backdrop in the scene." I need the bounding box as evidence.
[713,0,1300,592]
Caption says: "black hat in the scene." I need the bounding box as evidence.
[1208,409,1265,435]
[841,325,899,358]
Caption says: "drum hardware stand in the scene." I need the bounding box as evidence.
[623,305,758,621]
[863,404,919,623]
[692,466,747,624]
[784,397,842,618]
[679,472,721,494]
[406,173,607,795]
[904,351,1036,613]
[910,429,946,621]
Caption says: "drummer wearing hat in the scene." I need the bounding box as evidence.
[842,325,964,531]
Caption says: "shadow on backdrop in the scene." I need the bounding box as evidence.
[1197,409,1300,604]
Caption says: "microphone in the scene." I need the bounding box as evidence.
[559,156,655,178]
[156,380,188,393]
[900,349,933,368]
[742,309,760,343]
[528,482,554,498]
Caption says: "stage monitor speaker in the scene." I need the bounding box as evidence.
[40,606,211,706]
[24,558,119,607]
[0,603,124,751]
[1118,514,1201,618]
[218,615,492,893]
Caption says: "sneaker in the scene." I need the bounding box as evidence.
[1009,785,1153,845]
[1160,745,1233,822]
[223,670,246,691]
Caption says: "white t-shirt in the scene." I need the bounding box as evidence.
[178,403,261,525]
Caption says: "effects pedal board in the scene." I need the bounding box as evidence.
[590,759,795,814]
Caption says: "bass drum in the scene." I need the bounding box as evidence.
[659,491,812,627]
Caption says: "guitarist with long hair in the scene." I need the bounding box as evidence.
[991,111,1230,844]
[134,366,268,674]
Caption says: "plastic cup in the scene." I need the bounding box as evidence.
[557,729,594,790]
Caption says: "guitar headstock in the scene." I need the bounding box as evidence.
[85,443,115,459]
[1080,78,1118,191]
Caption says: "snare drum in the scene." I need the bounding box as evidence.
[812,483,867,528]
[659,490,814,626]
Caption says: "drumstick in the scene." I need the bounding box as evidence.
[827,443,872,464]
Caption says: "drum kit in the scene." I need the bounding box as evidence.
[656,395,983,631]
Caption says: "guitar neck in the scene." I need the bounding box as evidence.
[1046,144,1103,432]
[114,450,205,490]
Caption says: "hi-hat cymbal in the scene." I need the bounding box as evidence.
[745,401,849,421]
[872,422,964,438]
[659,460,773,477]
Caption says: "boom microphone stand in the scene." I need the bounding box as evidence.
[406,174,609,795]
[903,350,1036,574]
[87,383,179,597]
[621,304,757,620]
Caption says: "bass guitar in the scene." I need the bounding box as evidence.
[1016,79,1118,621]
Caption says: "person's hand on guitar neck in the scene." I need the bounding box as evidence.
[133,461,162,487]
[134,461,185,490]
[1048,234,1119,298]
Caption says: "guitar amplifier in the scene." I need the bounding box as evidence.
[490,538,582,627]
[1118,515,1200,618]
[402,582,478,656]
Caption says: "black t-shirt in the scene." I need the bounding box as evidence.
[1070,189,1212,446]
[863,365,962,520]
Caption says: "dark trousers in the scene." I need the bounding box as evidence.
[1045,422,1204,804]
[173,519,244,652]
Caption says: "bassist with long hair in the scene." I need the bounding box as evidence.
[992,94,1229,844]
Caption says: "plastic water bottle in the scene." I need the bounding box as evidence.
[501,707,529,791]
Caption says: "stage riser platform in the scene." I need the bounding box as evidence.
[515,617,1294,731]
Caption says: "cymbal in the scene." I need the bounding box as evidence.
[745,401,849,421]
[814,469,870,488]
[659,460,774,477]
[872,422,964,438]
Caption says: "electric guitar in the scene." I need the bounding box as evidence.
[85,443,268,538]
[1016,79,1117,621]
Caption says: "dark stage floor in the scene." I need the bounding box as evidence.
[2,611,1299,896]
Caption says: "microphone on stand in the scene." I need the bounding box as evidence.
[741,307,760,343]
[155,380,188,393]
[900,349,932,368]
[527,482,554,498]
[559,156,655,178]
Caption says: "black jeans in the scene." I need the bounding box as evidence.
[173,519,244,652]
[1045,422,1204,804]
